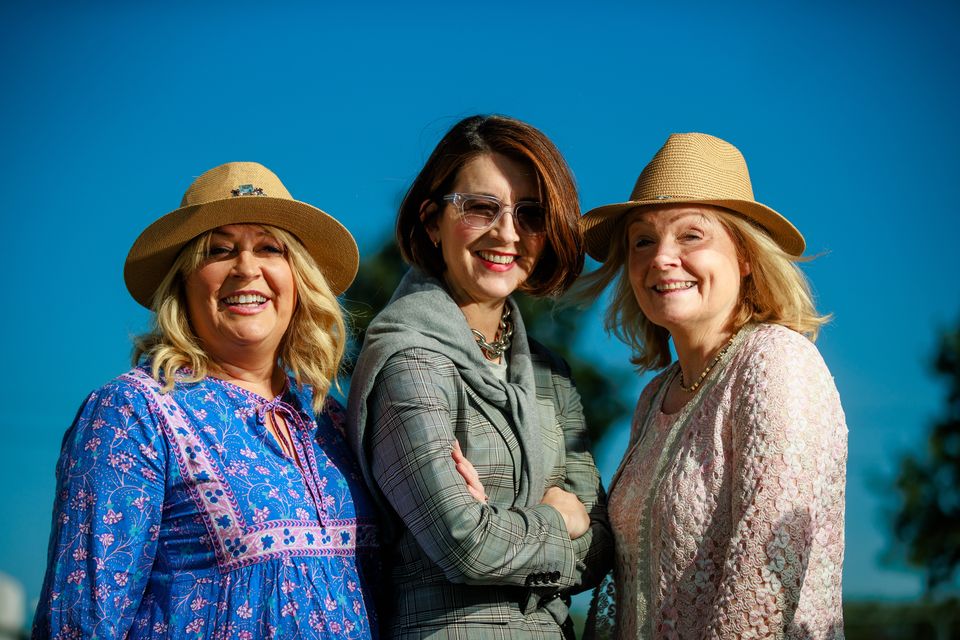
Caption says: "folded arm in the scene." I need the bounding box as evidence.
[544,354,614,594]
[368,348,579,587]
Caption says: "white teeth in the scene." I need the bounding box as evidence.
[223,294,267,305]
[478,251,516,264]
[654,282,695,292]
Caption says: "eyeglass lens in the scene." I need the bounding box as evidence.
[458,196,546,234]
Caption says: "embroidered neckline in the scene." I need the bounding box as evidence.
[201,371,293,406]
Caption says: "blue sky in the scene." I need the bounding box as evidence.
[2,0,959,610]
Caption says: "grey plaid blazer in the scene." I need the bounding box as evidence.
[361,340,612,638]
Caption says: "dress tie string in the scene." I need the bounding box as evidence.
[257,397,329,524]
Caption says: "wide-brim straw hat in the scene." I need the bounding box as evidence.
[582,132,805,261]
[125,161,359,308]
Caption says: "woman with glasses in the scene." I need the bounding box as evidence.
[348,114,612,639]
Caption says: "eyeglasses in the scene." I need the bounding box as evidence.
[442,193,547,235]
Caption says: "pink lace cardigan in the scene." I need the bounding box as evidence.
[592,324,847,639]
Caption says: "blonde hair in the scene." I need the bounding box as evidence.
[132,226,347,412]
[575,207,829,371]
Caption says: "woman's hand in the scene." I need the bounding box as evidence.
[541,486,590,540]
[452,440,487,503]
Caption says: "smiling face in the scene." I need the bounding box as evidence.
[425,152,546,311]
[627,205,749,341]
[185,224,296,364]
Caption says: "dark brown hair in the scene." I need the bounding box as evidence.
[396,114,583,297]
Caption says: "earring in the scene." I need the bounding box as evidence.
[432,238,440,248]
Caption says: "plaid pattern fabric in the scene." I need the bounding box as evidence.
[530,346,614,596]
[367,342,612,638]
[390,619,573,640]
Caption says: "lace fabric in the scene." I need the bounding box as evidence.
[589,325,847,639]
[583,571,617,640]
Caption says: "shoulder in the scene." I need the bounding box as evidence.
[736,323,833,387]
[279,379,351,434]
[367,348,462,408]
[733,324,845,432]
[528,338,576,395]
[745,323,822,358]
[356,314,459,383]
[62,369,167,457]
[89,365,215,408]
[528,337,573,379]
[285,377,319,409]
[322,394,346,417]
[626,367,674,438]
[318,395,348,434]
[637,366,674,409]
[381,347,459,378]
[80,367,163,412]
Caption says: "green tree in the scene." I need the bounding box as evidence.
[343,239,631,443]
[889,319,960,595]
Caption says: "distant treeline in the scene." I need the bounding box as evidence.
[844,598,959,640]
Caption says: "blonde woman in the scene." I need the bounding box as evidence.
[34,163,379,639]
[581,134,846,639]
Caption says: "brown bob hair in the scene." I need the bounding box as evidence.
[396,115,584,297]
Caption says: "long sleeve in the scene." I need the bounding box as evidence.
[706,331,846,639]
[548,358,614,594]
[367,348,578,587]
[33,381,166,639]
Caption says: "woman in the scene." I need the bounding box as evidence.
[580,133,847,639]
[34,162,379,639]
[347,115,613,639]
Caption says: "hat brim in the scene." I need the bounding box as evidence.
[582,197,805,261]
[124,196,359,308]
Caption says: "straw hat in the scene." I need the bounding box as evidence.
[582,133,805,261]
[124,162,359,308]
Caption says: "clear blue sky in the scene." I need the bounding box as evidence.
[2,0,958,609]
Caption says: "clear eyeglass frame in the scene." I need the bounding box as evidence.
[442,193,547,236]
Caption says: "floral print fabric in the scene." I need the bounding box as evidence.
[607,324,847,639]
[34,367,379,639]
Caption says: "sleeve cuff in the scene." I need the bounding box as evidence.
[522,504,578,588]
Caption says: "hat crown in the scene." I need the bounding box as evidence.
[181,162,293,207]
[630,133,756,203]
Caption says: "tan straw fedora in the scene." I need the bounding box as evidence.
[582,132,805,260]
[124,161,359,308]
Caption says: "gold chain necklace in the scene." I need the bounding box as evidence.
[678,331,739,393]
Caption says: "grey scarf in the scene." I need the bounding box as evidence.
[346,268,547,510]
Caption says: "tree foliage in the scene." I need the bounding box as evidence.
[343,239,631,443]
[890,320,960,595]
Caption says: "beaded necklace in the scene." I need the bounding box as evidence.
[678,330,739,393]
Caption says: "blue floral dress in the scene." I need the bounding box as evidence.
[34,367,380,639]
